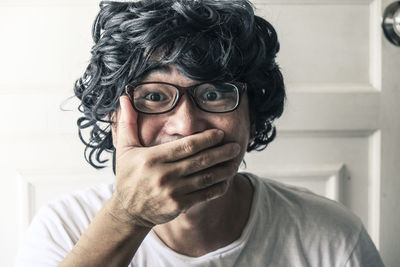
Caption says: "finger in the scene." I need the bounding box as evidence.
[173,142,241,176]
[177,161,238,193]
[150,129,225,163]
[116,94,142,148]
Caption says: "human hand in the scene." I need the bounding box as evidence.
[109,95,241,228]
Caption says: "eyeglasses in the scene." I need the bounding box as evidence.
[125,81,247,114]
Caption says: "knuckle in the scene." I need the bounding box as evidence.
[143,156,157,168]
[170,198,184,212]
[206,132,217,146]
[166,185,180,200]
[156,173,171,187]
[163,186,174,198]
[188,159,201,171]
[200,173,214,187]
[199,154,212,168]
[182,140,195,154]
[176,200,186,211]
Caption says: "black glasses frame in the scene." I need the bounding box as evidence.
[125,81,247,114]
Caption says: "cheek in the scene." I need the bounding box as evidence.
[230,103,252,153]
[217,116,250,168]
[137,115,166,146]
[217,111,251,148]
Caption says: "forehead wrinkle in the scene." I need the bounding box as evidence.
[141,65,200,87]
[141,65,173,81]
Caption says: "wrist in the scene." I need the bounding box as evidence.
[106,193,155,230]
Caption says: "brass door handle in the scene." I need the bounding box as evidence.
[382,1,400,46]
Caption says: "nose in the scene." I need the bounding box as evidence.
[164,94,208,137]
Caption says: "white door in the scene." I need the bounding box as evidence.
[0,0,398,266]
[245,1,400,266]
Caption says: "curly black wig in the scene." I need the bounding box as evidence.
[73,0,286,174]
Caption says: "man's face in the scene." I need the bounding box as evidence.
[135,65,252,167]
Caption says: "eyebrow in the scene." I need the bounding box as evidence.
[143,65,173,78]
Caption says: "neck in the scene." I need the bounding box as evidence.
[153,173,253,257]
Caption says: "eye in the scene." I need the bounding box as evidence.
[198,86,225,102]
[202,90,222,101]
[143,91,167,102]
[196,83,237,103]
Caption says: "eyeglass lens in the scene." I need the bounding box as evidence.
[131,83,239,114]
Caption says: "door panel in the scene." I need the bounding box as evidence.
[245,1,399,266]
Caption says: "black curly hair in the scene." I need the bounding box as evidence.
[73,0,286,174]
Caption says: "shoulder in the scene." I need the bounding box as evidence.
[15,183,114,266]
[37,183,114,232]
[46,183,114,212]
[245,172,362,229]
[244,172,365,265]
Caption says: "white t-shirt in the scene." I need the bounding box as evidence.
[15,173,385,267]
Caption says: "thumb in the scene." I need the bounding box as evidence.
[116,94,142,149]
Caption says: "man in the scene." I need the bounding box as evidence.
[16,0,385,266]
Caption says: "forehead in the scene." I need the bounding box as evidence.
[141,65,199,86]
